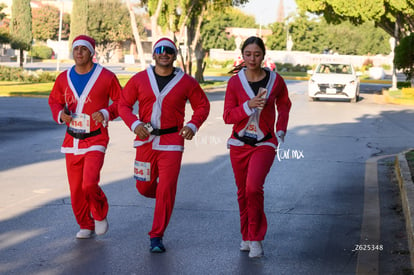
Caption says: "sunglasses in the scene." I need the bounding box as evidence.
[154,46,176,55]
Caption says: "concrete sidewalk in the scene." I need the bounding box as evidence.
[395,149,414,268]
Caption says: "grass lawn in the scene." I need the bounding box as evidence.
[0,74,227,97]
[387,89,414,100]
[0,81,54,97]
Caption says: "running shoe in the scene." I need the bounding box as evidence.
[240,240,250,251]
[249,241,264,258]
[76,229,93,239]
[150,237,166,253]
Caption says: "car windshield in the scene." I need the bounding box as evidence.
[316,64,352,74]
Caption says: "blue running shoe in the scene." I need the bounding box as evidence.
[150,237,166,253]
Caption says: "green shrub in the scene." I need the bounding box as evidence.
[397,81,412,89]
[381,64,391,70]
[30,45,54,59]
[204,58,234,69]
[0,66,58,82]
[276,63,310,72]
[0,66,24,81]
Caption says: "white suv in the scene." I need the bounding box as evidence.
[308,63,361,103]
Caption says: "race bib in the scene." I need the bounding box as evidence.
[244,122,258,139]
[134,161,151,182]
[69,113,90,134]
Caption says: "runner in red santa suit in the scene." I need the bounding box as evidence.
[223,36,291,258]
[119,37,210,253]
[48,35,121,239]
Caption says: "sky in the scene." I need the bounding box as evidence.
[238,0,298,26]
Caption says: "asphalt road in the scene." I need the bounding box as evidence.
[1,80,414,274]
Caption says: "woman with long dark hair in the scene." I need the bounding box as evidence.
[223,36,291,258]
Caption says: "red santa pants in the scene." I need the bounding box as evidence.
[135,143,183,238]
[230,144,276,241]
[65,151,108,230]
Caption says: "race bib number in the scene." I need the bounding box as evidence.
[69,113,90,133]
[244,122,257,139]
[134,161,151,182]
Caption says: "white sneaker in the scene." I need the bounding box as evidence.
[76,229,93,239]
[95,218,108,235]
[240,240,250,251]
[248,241,264,258]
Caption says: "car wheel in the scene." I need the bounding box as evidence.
[309,97,317,102]
[350,96,357,103]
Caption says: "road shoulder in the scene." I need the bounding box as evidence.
[395,149,414,269]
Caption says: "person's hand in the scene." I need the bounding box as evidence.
[92,111,105,125]
[248,89,266,109]
[276,130,285,143]
[134,123,151,139]
[180,126,194,140]
[60,111,72,124]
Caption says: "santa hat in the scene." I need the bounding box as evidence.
[153,37,177,54]
[72,35,95,56]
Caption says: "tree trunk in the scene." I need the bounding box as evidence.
[391,16,399,90]
[195,50,205,83]
[193,7,206,82]
[126,0,146,70]
[151,0,163,45]
[19,49,24,68]
[186,46,192,75]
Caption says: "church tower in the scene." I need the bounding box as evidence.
[276,0,285,23]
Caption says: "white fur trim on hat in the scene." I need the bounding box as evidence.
[153,38,177,54]
[72,40,95,56]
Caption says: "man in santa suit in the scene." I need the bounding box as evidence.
[119,37,210,253]
[48,35,121,239]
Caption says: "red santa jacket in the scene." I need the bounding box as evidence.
[48,64,121,155]
[223,68,291,148]
[119,66,210,151]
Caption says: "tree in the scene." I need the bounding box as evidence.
[69,0,88,47]
[0,3,10,44]
[224,7,257,28]
[295,0,411,88]
[311,18,390,55]
[295,0,414,39]
[88,0,135,63]
[267,12,390,55]
[0,3,5,21]
[201,7,256,51]
[325,21,390,55]
[266,22,287,50]
[288,12,323,53]
[394,34,414,86]
[126,0,146,70]
[60,13,71,41]
[10,0,32,68]
[32,4,60,42]
[146,0,249,82]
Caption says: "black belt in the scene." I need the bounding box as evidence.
[233,131,272,146]
[67,128,102,140]
[151,126,178,136]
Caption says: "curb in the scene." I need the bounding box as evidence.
[395,149,414,268]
